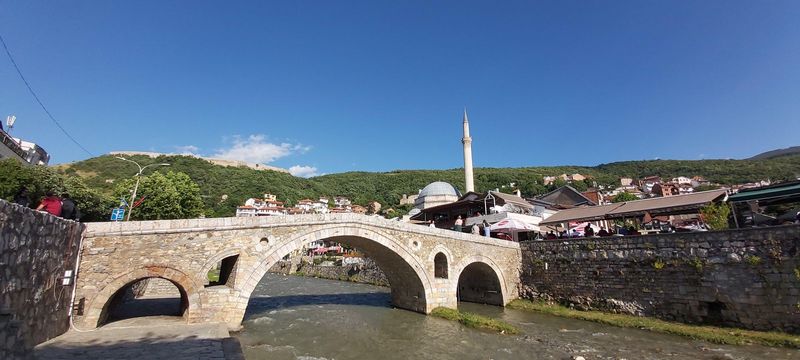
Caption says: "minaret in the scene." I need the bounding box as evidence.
[462,109,475,193]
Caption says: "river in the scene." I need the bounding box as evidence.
[234,273,798,360]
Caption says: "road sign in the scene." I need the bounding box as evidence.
[111,208,125,221]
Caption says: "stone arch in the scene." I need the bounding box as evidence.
[427,244,454,277]
[452,256,508,306]
[201,249,243,287]
[239,225,434,314]
[434,253,448,279]
[82,266,201,328]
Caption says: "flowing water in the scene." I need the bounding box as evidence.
[235,273,798,360]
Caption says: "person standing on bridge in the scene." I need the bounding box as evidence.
[483,220,491,237]
[454,215,463,232]
[471,223,480,235]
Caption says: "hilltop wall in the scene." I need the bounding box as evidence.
[519,225,800,333]
[0,200,84,359]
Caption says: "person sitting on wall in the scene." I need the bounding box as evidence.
[584,224,595,237]
[13,186,31,208]
[60,193,81,221]
[36,191,62,216]
[627,226,641,236]
[597,228,610,237]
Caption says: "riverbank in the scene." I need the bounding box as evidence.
[508,299,800,349]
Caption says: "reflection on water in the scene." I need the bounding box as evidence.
[235,273,799,360]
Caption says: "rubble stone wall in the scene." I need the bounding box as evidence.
[0,200,84,359]
[269,259,389,287]
[520,225,800,333]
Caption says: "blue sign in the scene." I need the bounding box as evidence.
[111,208,125,221]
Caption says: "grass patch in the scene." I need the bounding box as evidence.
[207,269,220,282]
[508,299,800,348]
[431,307,519,335]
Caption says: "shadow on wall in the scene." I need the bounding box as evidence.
[35,335,243,360]
[245,292,392,315]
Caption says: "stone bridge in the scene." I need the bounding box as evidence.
[73,214,521,330]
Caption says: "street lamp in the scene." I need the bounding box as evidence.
[115,156,170,221]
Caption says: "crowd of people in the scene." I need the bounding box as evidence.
[544,224,641,239]
[13,186,81,221]
[429,215,504,239]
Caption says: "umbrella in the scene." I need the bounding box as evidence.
[490,218,537,232]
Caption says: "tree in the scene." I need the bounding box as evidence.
[700,203,731,230]
[114,170,206,220]
[612,192,639,203]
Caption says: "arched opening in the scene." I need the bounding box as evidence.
[244,231,430,318]
[206,254,240,287]
[99,276,188,326]
[434,252,448,279]
[457,262,503,306]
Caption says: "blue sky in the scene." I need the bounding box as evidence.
[1,1,798,177]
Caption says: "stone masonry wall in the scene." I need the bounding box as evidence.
[269,259,389,287]
[520,225,800,333]
[0,200,84,359]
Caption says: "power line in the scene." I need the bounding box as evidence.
[0,33,94,157]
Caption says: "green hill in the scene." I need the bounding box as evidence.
[56,154,800,218]
[748,146,800,160]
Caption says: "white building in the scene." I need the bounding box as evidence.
[0,127,50,166]
[672,176,692,185]
[295,197,330,214]
[334,196,352,211]
[236,193,288,217]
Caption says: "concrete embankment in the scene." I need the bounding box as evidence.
[34,316,244,360]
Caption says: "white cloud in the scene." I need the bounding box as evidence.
[289,165,319,178]
[175,145,200,155]
[212,135,308,164]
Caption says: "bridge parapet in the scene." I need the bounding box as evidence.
[85,213,520,249]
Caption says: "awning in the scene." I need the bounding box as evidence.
[541,189,728,225]
[490,218,539,232]
[728,182,800,203]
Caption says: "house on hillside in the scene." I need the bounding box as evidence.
[236,194,288,217]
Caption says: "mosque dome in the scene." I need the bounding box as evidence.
[418,181,461,198]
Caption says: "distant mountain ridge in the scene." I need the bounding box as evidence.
[749,146,800,160]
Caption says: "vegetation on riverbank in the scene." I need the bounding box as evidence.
[508,299,800,348]
[431,307,519,335]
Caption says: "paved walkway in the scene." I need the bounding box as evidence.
[34,316,244,360]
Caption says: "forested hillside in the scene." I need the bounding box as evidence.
[53,154,800,218]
